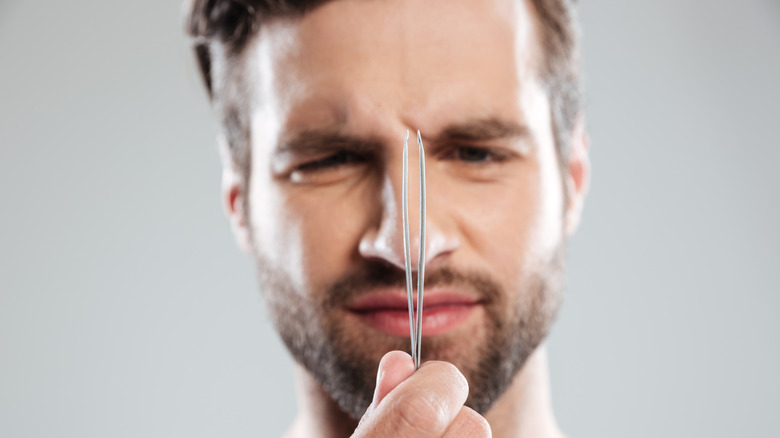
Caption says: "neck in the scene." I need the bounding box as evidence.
[285,366,359,438]
[284,345,563,438]
[483,345,564,438]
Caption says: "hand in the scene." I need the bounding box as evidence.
[352,351,491,437]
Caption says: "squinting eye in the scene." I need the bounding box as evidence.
[296,151,362,172]
[288,150,368,185]
[455,146,492,163]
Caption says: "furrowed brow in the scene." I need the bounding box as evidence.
[276,129,383,157]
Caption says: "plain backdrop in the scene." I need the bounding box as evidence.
[1,1,779,437]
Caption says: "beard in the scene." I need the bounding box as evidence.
[254,248,565,420]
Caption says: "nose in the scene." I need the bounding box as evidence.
[358,145,460,270]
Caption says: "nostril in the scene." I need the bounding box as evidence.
[421,231,461,269]
[358,229,406,270]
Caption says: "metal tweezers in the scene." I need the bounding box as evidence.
[402,130,426,370]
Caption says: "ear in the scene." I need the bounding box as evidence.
[564,113,591,237]
[219,135,253,253]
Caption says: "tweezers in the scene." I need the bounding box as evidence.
[402,130,426,370]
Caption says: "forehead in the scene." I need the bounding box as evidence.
[244,0,542,138]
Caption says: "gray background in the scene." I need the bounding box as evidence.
[1,0,778,437]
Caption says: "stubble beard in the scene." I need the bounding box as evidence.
[254,248,565,420]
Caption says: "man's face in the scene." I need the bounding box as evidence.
[225,0,585,418]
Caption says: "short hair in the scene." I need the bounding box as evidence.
[185,0,582,187]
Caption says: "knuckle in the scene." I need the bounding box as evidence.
[393,390,449,434]
[465,410,492,437]
[448,408,492,438]
[425,361,469,396]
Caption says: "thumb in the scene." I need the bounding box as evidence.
[354,351,415,436]
[372,350,415,405]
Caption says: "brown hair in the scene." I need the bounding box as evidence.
[185,0,582,185]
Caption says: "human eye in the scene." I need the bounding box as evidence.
[288,151,367,184]
[441,145,511,164]
[435,144,521,182]
[455,146,493,163]
[295,151,362,171]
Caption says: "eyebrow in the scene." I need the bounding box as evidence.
[434,117,531,144]
[276,129,384,158]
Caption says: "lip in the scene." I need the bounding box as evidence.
[346,289,482,337]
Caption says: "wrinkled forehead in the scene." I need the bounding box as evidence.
[240,0,542,136]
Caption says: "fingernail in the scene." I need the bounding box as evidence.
[373,363,386,401]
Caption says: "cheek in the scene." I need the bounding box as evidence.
[294,189,369,288]
[247,176,306,291]
[530,138,566,259]
[448,160,563,285]
[464,178,542,282]
[249,177,372,294]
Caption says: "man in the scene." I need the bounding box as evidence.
[185,0,589,435]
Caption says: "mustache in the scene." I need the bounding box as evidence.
[320,259,502,309]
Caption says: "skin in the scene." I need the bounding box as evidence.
[220,0,590,436]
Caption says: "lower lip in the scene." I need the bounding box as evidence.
[350,304,477,337]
